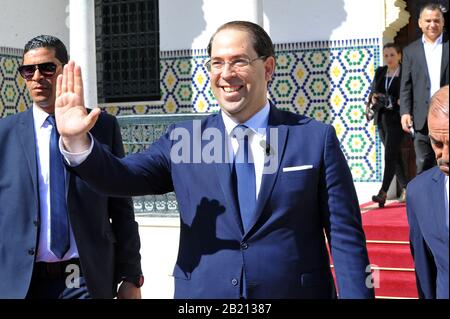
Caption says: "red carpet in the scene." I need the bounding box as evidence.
[361,201,418,299]
[329,200,419,298]
[361,202,410,241]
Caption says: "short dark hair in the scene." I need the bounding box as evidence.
[207,21,275,59]
[383,42,401,54]
[23,35,68,64]
[419,2,445,18]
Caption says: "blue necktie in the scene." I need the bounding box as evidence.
[47,115,70,259]
[233,125,256,232]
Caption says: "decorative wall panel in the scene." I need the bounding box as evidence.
[1,38,382,182]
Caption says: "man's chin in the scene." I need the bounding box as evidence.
[439,166,449,176]
[34,100,51,108]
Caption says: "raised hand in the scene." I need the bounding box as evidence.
[55,60,101,152]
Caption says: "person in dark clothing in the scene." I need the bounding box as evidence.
[400,3,449,175]
[369,43,408,207]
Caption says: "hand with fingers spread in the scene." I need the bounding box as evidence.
[55,60,101,152]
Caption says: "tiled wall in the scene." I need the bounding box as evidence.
[0,38,381,182]
[0,47,32,117]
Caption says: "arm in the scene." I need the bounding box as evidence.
[56,60,173,197]
[405,193,437,299]
[320,125,374,299]
[71,130,174,197]
[107,117,143,299]
[399,48,414,133]
[365,67,382,121]
[369,66,383,95]
[57,63,145,298]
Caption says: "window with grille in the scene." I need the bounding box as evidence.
[95,0,160,103]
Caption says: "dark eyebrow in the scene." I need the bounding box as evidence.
[210,54,251,61]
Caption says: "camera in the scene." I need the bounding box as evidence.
[372,94,394,111]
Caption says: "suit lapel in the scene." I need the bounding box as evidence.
[17,109,39,201]
[430,168,449,246]
[210,115,244,233]
[418,41,430,84]
[244,105,288,236]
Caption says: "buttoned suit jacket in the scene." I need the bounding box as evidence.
[71,104,374,299]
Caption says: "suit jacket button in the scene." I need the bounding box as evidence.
[33,220,39,227]
[241,242,248,250]
[231,278,239,286]
[28,249,35,255]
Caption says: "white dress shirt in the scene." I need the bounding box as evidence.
[221,101,270,198]
[33,105,78,262]
[422,34,443,99]
[445,175,449,234]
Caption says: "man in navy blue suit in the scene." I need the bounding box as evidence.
[0,35,142,299]
[406,85,449,299]
[55,21,374,299]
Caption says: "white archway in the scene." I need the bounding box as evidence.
[383,0,410,43]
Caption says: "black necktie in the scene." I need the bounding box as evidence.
[232,125,256,232]
[47,115,70,259]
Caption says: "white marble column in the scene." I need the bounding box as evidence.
[192,0,265,49]
[246,0,264,26]
[69,0,97,108]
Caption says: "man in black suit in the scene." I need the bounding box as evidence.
[0,35,143,299]
[400,3,449,175]
[406,85,449,299]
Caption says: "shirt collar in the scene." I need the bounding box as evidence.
[446,175,449,210]
[422,33,443,46]
[221,100,270,137]
[32,104,52,129]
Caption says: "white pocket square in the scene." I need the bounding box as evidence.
[282,165,313,172]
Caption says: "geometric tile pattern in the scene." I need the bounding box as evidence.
[270,40,381,182]
[0,47,32,118]
[117,114,208,216]
[1,39,382,182]
[137,39,381,182]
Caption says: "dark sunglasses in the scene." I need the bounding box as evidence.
[18,62,58,80]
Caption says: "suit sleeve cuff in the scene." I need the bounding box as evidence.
[59,132,94,166]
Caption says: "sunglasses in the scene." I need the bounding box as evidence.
[18,62,58,80]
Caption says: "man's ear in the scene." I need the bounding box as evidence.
[418,17,423,29]
[264,56,276,82]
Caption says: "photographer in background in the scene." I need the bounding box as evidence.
[367,43,408,207]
